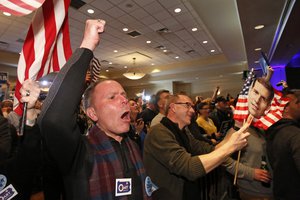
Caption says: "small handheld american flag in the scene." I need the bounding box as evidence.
[234,68,290,130]
[233,69,256,121]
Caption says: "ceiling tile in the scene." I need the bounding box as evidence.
[69,9,89,23]
[130,8,149,19]
[152,10,173,21]
[175,12,194,24]
[148,22,165,31]
[141,15,157,25]
[133,0,156,7]
[106,6,126,18]
[118,0,139,12]
[108,0,126,5]
[158,0,182,9]
[118,14,137,25]
[96,13,115,23]
[143,1,165,13]
[91,0,114,11]
[174,29,193,40]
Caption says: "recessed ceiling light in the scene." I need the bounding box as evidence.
[87,9,94,14]
[113,50,118,53]
[163,49,167,52]
[151,63,155,66]
[175,56,179,59]
[106,69,109,72]
[123,28,128,32]
[3,12,11,16]
[124,66,127,68]
[152,69,160,73]
[192,28,198,32]
[255,48,262,51]
[210,49,215,53]
[254,25,264,30]
[174,8,181,13]
[109,62,112,64]
[195,77,199,80]
[254,60,259,63]
[146,40,151,44]
[202,40,208,44]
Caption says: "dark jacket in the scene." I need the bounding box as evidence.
[266,118,300,200]
[0,122,41,200]
[38,48,94,200]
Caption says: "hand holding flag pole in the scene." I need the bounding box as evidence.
[19,98,29,136]
[18,80,41,136]
[233,115,254,185]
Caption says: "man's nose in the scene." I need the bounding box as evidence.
[120,95,128,104]
[190,106,195,114]
[253,94,260,103]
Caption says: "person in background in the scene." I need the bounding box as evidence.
[1,99,13,118]
[0,79,42,200]
[196,102,220,144]
[209,96,234,132]
[128,99,146,151]
[267,89,300,199]
[144,94,251,200]
[226,77,274,200]
[150,89,170,127]
[139,95,157,131]
[135,96,144,112]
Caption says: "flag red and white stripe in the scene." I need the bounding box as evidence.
[0,0,46,16]
[234,69,255,121]
[13,0,72,115]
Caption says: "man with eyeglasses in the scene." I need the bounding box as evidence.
[144,94,251,200]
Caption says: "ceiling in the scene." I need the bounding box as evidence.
[0,0,298,95]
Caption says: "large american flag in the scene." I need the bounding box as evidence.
[233,69,290,130]
[0,0,46,16]
[12,0,72,115]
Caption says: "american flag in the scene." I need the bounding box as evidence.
[233,69,256,121]
[13,0,72,115]
[234,69,290,130]
[0,0,46,16]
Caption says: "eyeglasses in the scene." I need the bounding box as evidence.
[174,102,194,109]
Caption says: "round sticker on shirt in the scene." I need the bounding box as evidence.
[0,174,7,191]
[145,176,158,197]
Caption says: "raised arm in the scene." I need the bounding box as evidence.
[38,19,105,173]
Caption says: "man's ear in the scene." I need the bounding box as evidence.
[283,104,290,115]
[168,103,175,113]
[86,107,98,121]
[157,100,163,109]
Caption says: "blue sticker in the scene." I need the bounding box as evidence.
[0,175,7,191]
[145,176,158,197]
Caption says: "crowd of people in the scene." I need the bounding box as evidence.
[0,19,300,200]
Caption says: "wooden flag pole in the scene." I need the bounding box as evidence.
[233,115,253,185]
